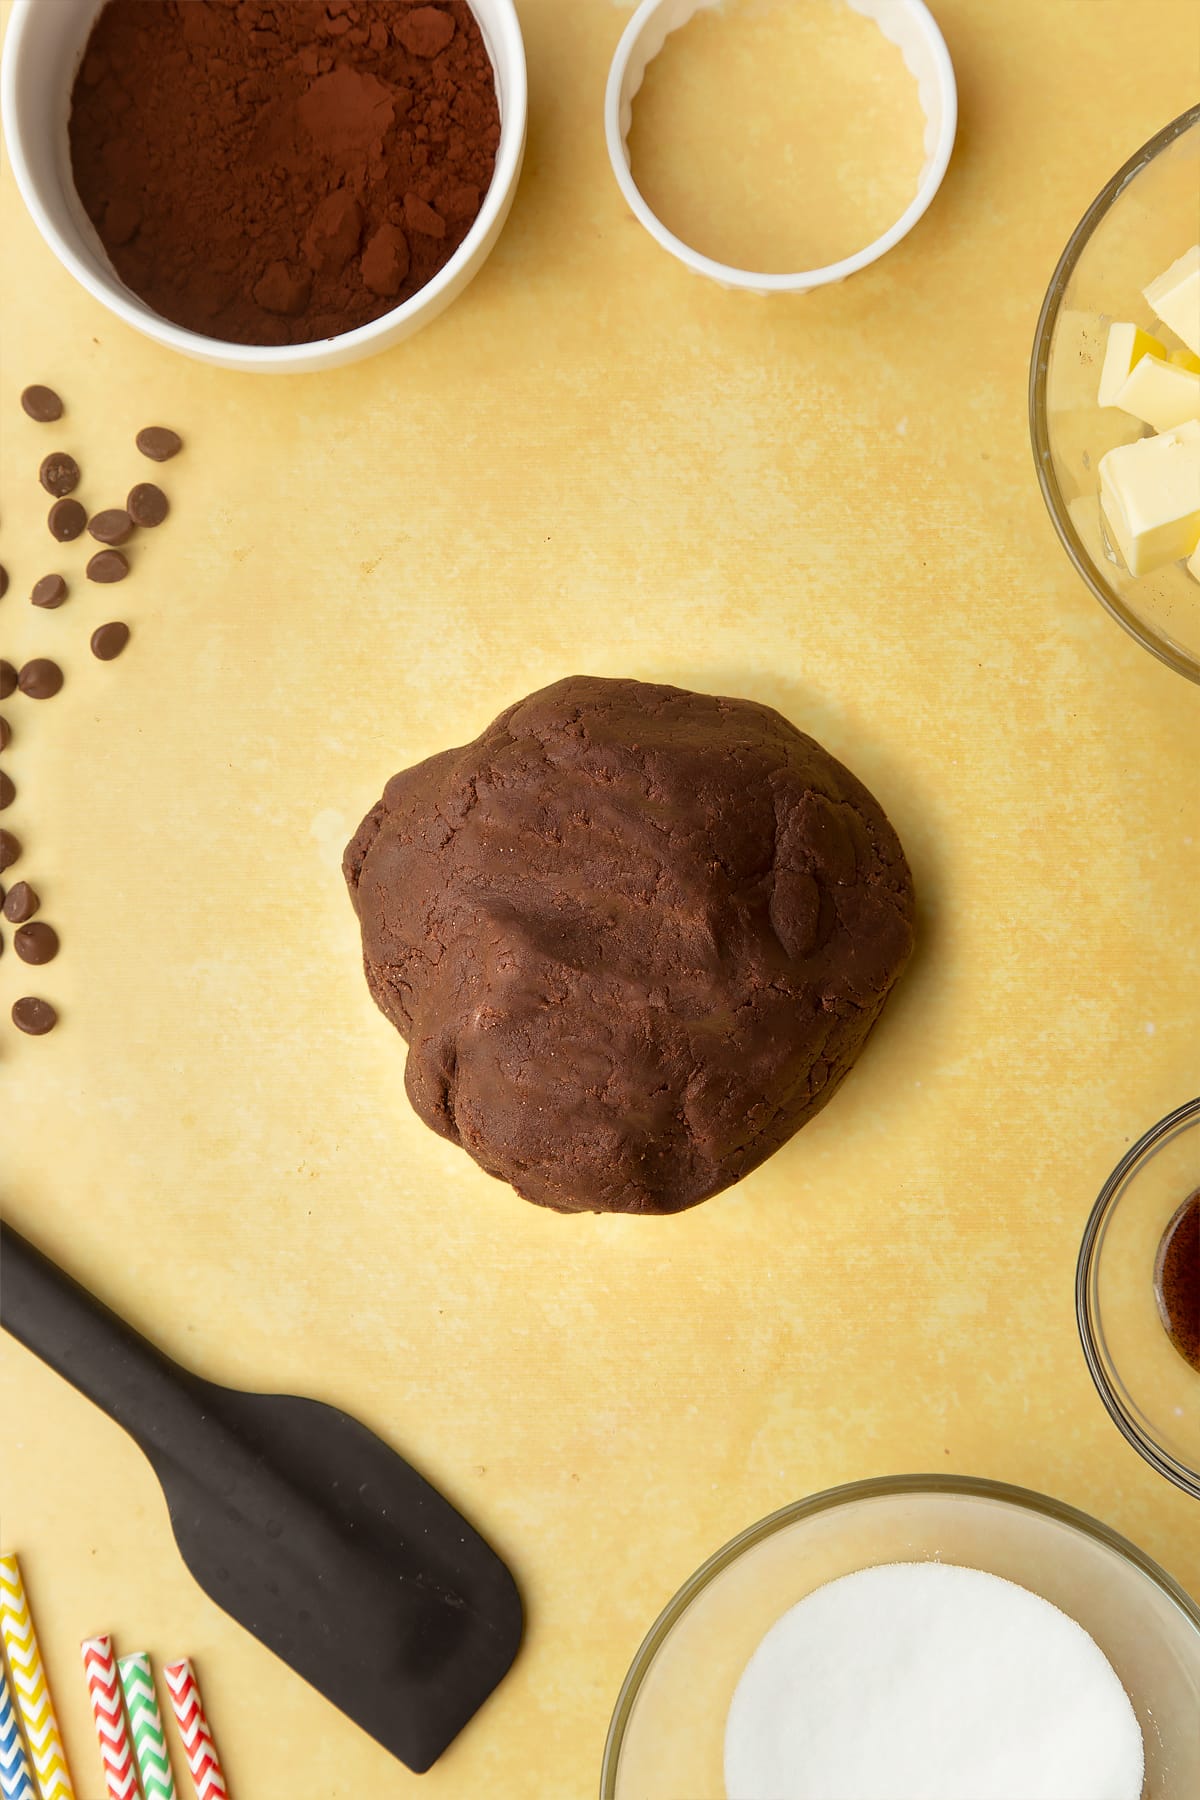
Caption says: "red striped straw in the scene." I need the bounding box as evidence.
[162,1662,227,1800]
[79,1636,139,1800]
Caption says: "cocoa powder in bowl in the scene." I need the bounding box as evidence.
[68,2,501,347]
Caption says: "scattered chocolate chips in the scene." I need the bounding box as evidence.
[39,451,81,497]
[0,717,10,751]
[88,507,133,546]
[0,564,7,599]
[14,922,58,965]
[127,482,168,527]
[0,829,19,872]
[0,662,16,699]
[12,996,57,1035]
[31,574,68,609]
[136,426,182,462]
[48,497,87,541]
[3,882,38,923]
[17,658,64,700]
[91,621,130,661]
[86,549,129,584]
[0,771,14,811]
[21,385,63,423]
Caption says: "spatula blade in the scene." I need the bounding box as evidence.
[154,1383,522,1773]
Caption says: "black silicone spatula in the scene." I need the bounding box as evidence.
[0,1221,522,1774]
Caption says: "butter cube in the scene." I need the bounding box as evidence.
[1098,419,1200,576]
[1114,351,1200,432]
[1188,539,1200,585]
[1169,346,1200,374]
[1098,321,1165,405]
[1144,244,1200,356]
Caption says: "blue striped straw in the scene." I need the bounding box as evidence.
[0,1657,36,1800]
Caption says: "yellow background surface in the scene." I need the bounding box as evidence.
[2,2,1199,1795]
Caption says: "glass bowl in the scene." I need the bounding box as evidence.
[1078,1097,1200,1500]
[1029,104,1200,682]
[601,1474,1200,1799]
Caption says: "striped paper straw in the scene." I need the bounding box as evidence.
[117,1656,175,1800]
[79,1638,139,1800]
[0,1655,36,1800]
[0,1556,74,1800]
[162,1664,226,1800]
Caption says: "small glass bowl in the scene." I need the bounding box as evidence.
[1029,103,1200,682]
[1077,1097,1200,1500]
[601,1474,1200,1798]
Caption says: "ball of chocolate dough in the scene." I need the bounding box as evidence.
[344,676,915,1215]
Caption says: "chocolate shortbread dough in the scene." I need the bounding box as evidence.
[344,676,915,1215]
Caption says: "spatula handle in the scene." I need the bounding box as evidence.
[0,1220,207,1464]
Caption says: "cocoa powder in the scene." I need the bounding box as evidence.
[69,1,500,347]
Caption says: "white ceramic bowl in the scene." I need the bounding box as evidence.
[605,0,956,294]
[1,0,527,372]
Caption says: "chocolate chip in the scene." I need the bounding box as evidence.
[88,508,133,546]
[90,621,131,661]
[12,996,57,1035]
[21,385,64,423]
[39,452,80,496]
[0,718,9,752]
[136,426,182,461]
[48,497,87,541]
[0,829,19,872]
[86,550,129,584]
[14,922,58,965]
[0,564,7,599]
[17,659,63,700]
[2,882,38,923]
[31,574,68,609]
[0,662,15,699]
[0,772,13,811]
[127,482,168,527]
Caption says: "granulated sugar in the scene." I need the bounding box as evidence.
[724,1561,1144,1800]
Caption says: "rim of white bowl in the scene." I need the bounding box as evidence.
[0,0,528,369]
[604,0,957,293]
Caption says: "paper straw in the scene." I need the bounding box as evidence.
[0,1556,74,1800]
[0,1656,37,1800]
[162,1664,226,1800]
[117,1657,176,1800]
[79,1638,139,1800]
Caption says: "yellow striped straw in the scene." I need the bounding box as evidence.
[0,1556,75,1800]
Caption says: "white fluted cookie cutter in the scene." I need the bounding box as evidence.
[604,0,957,294]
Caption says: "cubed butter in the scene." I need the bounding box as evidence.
[1114,351,1200,432]
[1169,345,1200,374]
[1098,418,1200,576]
[1143,244,1200,357]
[1098,321,1165,406]
[1188,539,1200,585]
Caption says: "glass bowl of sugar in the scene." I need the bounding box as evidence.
[601,1473,1200,1799]
[1030,103,1200,682]
[1078,1097,1200,1502]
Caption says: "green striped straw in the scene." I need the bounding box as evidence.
[116,1655,176,1800]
